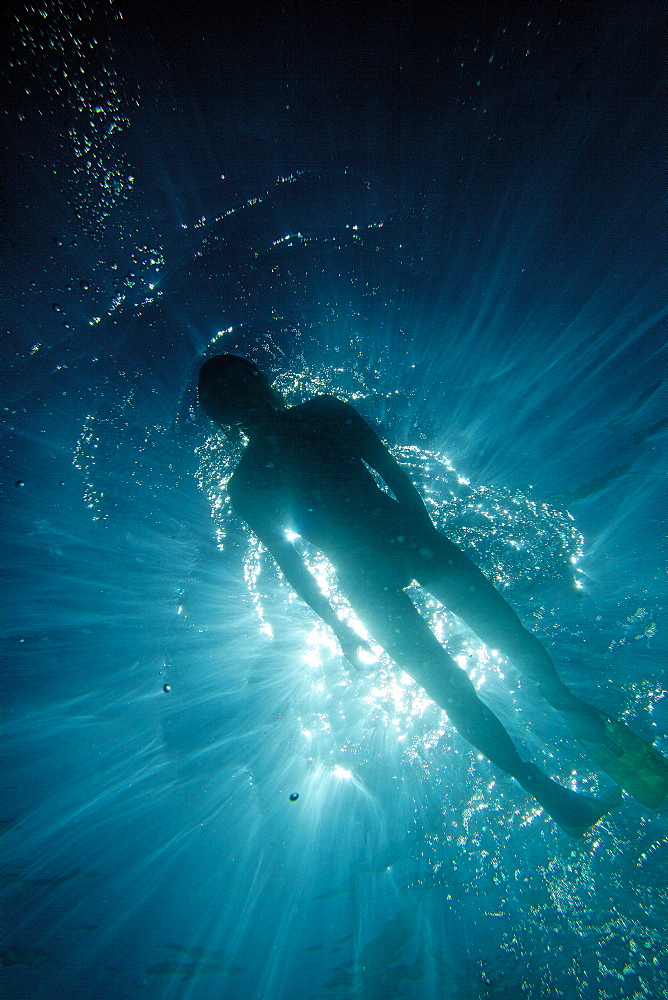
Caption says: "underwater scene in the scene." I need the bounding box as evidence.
[2,2,666,997]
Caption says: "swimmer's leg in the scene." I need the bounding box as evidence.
[416,533,668,808]
[337,575,617,834]
[414,534,602,726]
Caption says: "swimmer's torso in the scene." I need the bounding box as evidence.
[228,396,418,580]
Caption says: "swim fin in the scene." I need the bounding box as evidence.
[572,708,668,809]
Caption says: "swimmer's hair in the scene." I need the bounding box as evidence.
[197,353,284,425]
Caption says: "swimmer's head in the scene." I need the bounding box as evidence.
[198,354,282,428]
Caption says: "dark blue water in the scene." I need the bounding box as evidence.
[2,2,666,997]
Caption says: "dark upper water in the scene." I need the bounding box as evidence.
[1,2,666,998]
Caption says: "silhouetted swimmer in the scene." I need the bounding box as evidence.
[198,354,668,835]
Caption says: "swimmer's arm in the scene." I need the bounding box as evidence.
[258,531,342,631]
[247,521,369,666]
[346,409,434,533]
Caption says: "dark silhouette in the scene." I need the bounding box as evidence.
[198,354,668,835]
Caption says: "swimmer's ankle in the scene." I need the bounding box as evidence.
[539,686,606,741]
[516,763,618,836]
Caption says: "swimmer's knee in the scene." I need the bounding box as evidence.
[426,662,478,710]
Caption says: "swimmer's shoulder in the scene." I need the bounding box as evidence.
[287,394,360,427]
[227,435,270,498]
[286,396,381,457]
[227,446,281,523]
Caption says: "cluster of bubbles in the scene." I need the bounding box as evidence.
[6,0,136,237]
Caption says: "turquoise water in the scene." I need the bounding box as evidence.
[2,2,666,998]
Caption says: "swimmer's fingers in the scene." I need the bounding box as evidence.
[343,645,366,672]
[336,627,374,671]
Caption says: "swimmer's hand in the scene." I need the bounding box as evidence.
[333,623,374,671]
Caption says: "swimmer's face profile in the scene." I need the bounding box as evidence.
[198,354,277,429]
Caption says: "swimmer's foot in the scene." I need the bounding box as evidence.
[518,764,622,838]
[570,709,668,810]
[539,684,668,809]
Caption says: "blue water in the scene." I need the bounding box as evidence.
[2,2,666,998]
